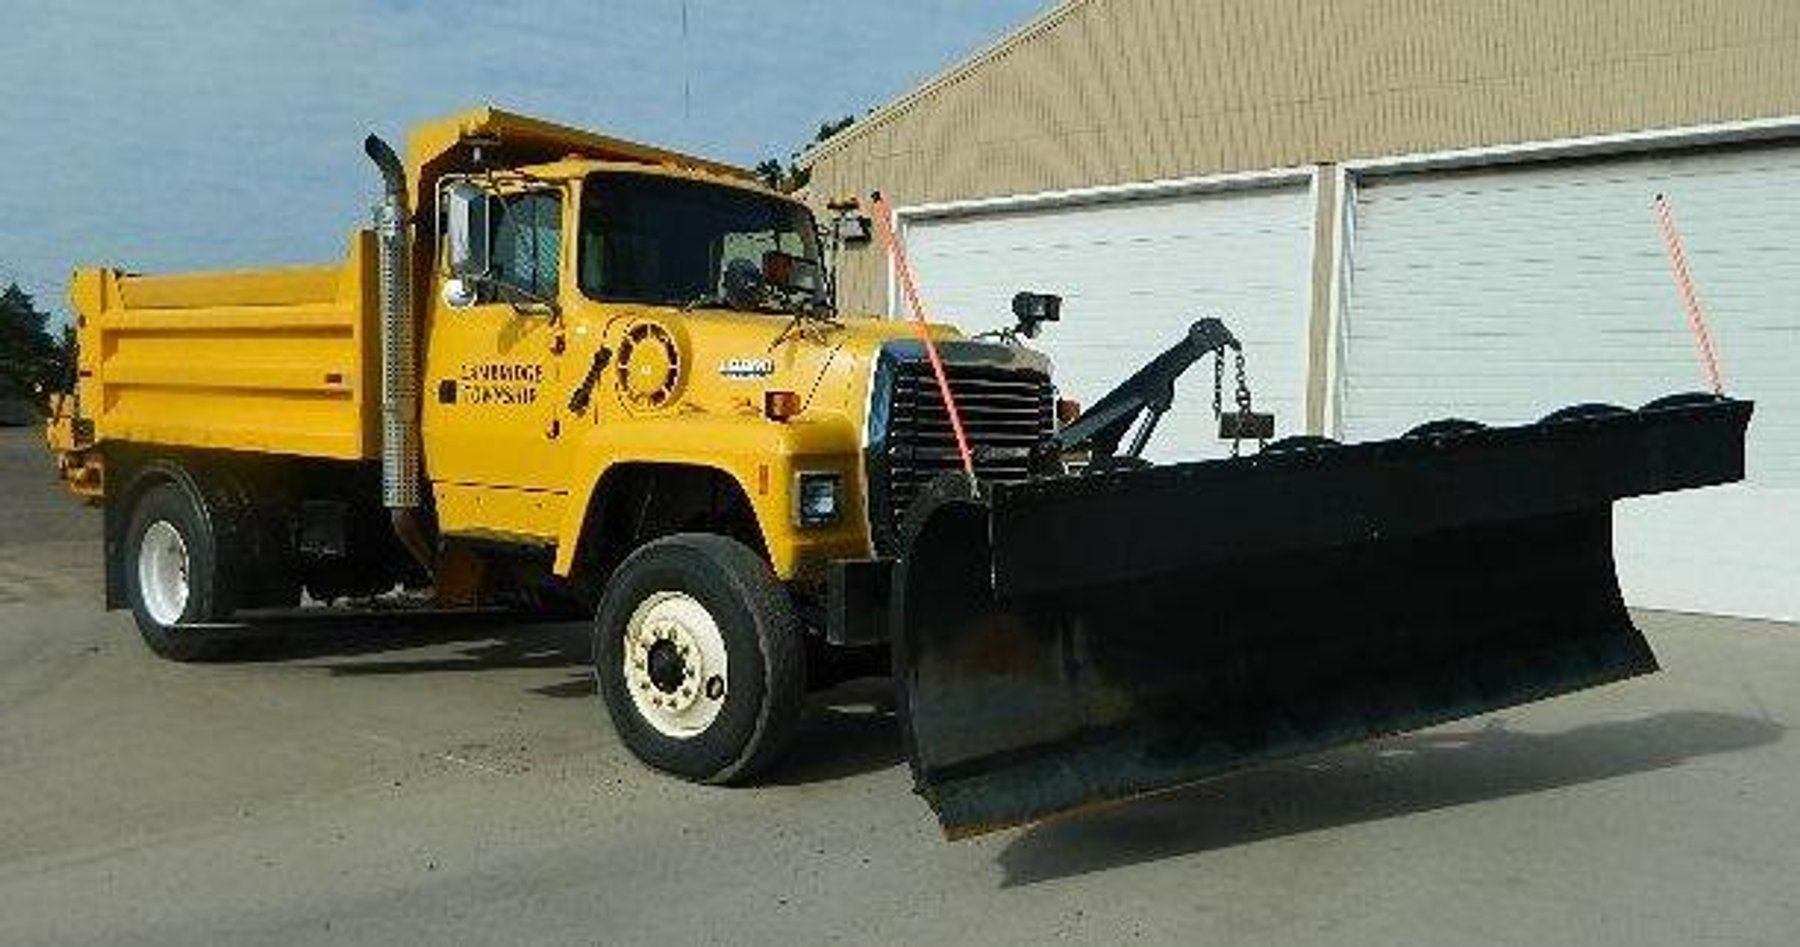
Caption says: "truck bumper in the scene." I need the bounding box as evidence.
[824,558,894,646]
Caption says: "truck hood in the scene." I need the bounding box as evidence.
[582,305,975,426]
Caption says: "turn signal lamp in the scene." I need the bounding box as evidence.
[765,390,802,421]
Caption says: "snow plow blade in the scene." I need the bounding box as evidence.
[892,394,1751,838]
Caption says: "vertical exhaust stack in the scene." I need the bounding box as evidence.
[363,135,433,573]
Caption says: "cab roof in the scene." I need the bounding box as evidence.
[514,157,797,200]
[404,105,756,210]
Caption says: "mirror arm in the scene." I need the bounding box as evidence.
[499,283,562,320]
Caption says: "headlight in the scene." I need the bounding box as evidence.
[795,472,841,527]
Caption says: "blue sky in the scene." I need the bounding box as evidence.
[0,0,1048,320]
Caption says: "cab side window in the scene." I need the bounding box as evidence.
[490,191,561,299]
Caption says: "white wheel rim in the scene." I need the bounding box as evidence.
[623,591,729,738]
[138,520,190,626]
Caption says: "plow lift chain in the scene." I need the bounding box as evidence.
[1048,317,1275,465]
[1212,340,1264,457]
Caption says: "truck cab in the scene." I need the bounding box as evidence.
[421,156,881,581]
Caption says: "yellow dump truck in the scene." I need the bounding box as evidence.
[47,106,1752,836]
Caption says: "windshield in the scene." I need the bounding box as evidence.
[578,172,823,309]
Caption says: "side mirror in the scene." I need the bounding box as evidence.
[763,250,825,296]
[443,181,492,280]
[1011,291,1062,339]
[833,214,872,245]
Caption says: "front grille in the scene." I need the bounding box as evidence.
[868,354,1054,555]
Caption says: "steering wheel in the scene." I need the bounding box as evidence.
[721,258,766,310]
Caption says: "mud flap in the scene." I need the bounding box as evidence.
[892,395,1751,838]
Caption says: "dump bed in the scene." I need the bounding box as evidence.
[67,231,381,461]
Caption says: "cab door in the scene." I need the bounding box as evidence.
[422,188,573,537]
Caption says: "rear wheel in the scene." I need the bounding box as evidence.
[123,481,234,661]
[594,534,805,784]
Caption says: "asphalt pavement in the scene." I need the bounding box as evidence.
[1,425,1796,946]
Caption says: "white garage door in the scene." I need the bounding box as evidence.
[900,179,1317,463]
[1340,144,1800,621]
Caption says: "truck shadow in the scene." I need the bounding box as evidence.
[256,617,600,696]
[995,709,1784,887]
[769,677,905,785]
[240,617,904,783]
[231,615,590,681]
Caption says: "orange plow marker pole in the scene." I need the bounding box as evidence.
[868,191,977,479]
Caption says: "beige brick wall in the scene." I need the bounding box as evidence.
[808,0,1800,314]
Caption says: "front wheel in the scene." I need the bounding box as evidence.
[594,534,806,784]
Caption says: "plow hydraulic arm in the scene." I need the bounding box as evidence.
[1049,318,1275,461]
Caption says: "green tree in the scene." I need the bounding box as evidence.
[0,282,65,406]
[756,113,857,193]
[54,324,78,390]
[812,115,856,143]
[753,158,787,191]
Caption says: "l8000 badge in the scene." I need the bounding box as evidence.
[719,357,776,380]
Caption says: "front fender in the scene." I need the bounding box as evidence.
[552,412,871,580]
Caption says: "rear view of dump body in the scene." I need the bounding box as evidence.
[61,233,380,467]
[893,395,1752,837]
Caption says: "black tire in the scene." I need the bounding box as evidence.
[122,480,235,662]
[593,533,806,784]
